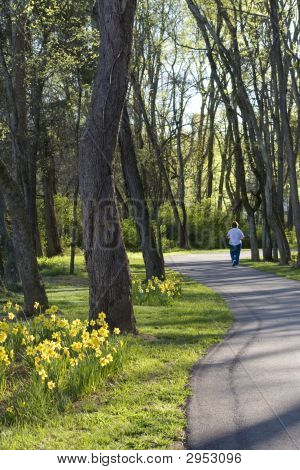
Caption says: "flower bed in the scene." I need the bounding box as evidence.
[0,302,124,425]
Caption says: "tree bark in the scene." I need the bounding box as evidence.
[119,103,165,280]
[0,190,20,290]
[79,0,136,332]
[0,158,48,313]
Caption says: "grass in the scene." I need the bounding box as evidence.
[0,252,232,450]
[241,260,300,282]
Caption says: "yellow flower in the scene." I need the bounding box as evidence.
[113,328,120,335]
[98,312,106,321]
[14,304,20,312]
[52,332,61,341]
[71,342,83,353]
[6,406,13,414]
[9,349,14,360]
[82,331,90,342]
[26,346,35,356]
[57,318,69,329]
[37,368,48,381]
[47,381,56,390]
[34,302,40,310]
[0,346,10,366]
[69,357,78,367]
[0,331,7,343]
[99,327,109,338]
[8,312,15,320]
[89,319,96,326]
[106,354,113,363]
[99,357,109,367]
[6,301,12,309]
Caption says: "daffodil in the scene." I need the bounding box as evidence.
[0,331,7,343]
[47,381,56,390]
[98,312,106,321]
[71,342,83,353]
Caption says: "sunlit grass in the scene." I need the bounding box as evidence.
[242,260,300,282]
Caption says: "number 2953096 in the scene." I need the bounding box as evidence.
[186,452,242,464]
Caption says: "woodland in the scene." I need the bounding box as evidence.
[0,0,299,328]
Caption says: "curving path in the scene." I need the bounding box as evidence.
[165,252,300,450]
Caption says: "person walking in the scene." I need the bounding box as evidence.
[227,221,245,267]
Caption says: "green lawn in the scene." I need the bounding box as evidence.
[242,260,300,282]
[0,252,232,450]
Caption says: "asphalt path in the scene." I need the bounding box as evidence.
[165,252,300,450]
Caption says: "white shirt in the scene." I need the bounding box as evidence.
[227,228,245,246]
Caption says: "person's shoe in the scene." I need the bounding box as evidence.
[232,260,236,267]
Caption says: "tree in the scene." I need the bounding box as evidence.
[119,102,165,280]
[79,0,137,332]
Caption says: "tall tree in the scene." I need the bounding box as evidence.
[119,102,165,280]
[79,0,137,332]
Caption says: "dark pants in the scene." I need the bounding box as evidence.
[229,244,241,265]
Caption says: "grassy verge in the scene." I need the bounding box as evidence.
[241,260,300,282]
[0,253,232,450]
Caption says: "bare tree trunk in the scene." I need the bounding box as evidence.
[0,190,20,290]
[11,6,42,257]
[70,76,82,275]
[70,179,79,275]
[0,159,48,313]
[79,0,136,332]
[119,103,165,280]
[42,138,62,258]
[248,212,260,262]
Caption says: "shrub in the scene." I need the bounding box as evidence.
[121,218,140,251]
[0,302,125,425]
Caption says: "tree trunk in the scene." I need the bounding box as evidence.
[70,179,79,275]
[42,176,62,258]
[119,103,165,280]
[262,204,273,262]
[42,140,62,258]
[79,0,136,332]
[0,158,48,313]
[248,212,260,262]
[0,190,20,290]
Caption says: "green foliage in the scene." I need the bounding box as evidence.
[120,218,140,251]
[37,195,82,254]
[285,229,297,248]
[157,200,250,250]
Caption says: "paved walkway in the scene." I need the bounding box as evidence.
[165,252,300,450]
